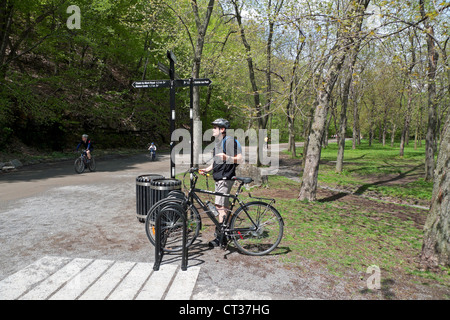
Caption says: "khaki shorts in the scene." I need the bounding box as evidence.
[215,180,234,208]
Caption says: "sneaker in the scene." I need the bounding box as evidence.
[208,236,227,248]
[208,238,220,248]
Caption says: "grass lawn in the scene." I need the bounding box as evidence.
[283,140,433,205]
[182,140,448,297]
[251,176,449,293]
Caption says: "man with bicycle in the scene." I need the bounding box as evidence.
[76,134,93,162]
[199,118,242,248]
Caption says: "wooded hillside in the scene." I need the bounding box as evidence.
[1,0,448,155]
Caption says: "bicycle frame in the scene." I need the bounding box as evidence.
[187,172,259,232]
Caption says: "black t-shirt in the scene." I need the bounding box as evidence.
[212,136,242,181]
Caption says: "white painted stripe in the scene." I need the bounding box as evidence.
[172,110,176,120]
[107,262,153,300]
[135,264,178,300]
[78,261,135,300]
[49,259,114,300]
[20,258,92,300]
[165,267,201,300]
[0,256,71,300]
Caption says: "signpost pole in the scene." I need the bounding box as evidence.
[189,78,194,170]
[168,51,176,179]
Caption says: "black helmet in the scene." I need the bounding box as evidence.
[211,118,230,129]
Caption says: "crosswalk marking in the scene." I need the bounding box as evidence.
[49,259,114,300]
[165,266,201,300]
[0,256,201,300]
[20,258,92,300]
[78,261,136,300]
[107,263,153,300]
[0,256,71,300]
[135,264,178,300]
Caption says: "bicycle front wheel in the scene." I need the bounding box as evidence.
[74,158,85,174]
[230,201,284,256]
[145,199,201,252]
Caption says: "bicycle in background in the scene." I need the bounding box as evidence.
[74,150,96,174]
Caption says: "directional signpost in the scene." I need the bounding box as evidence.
[132,51,212,178]
[132,79,211,89]
[132,80,170,89]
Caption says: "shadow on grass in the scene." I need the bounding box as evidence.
[318,164,423,203]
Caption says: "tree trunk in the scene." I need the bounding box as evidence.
[323,112,332,148]
[400,90,412,156]
[421,0,439,181]
[302,105,315,169]
[298,0,371,201]
[352,97,359,149]
[0,1,13,73]
[391,123,396,147]
[420,112,450,269]
[191,0,215,167]
[381,106,388,147]
[414,127,419,150]
[378,123,383,144]
[286,32,304,158]
[336,50,358,173]
[264,20,274,130]
[233,0,262,166]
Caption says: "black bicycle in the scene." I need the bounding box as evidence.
[145,168,284,256]
[74,150,96,174]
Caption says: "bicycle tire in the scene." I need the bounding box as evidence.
[74,158,85,174]
[88,157,96,172]
[145,198,201,252]
[229,201,284,256]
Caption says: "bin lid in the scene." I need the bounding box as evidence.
[136,174,165,182]
[150,178,182,187]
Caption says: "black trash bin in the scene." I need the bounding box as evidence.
[136,174,165,223]
[149,178,182,205]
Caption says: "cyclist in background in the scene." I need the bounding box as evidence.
[148,142,157,159]
[148,142,157,154]
[76,134,93,163]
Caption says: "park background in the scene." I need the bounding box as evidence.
[0,0,449,298]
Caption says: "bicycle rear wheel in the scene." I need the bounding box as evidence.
[88,157,96,172]
[74,158,85,174]
[145,198,201,252]
[229,201,284,256]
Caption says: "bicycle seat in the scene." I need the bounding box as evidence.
[232,176,253,184]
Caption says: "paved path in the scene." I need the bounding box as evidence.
[0,256,200,300]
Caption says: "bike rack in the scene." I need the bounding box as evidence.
[153,203,188,272]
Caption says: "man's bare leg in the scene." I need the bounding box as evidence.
[216,205,228,224]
